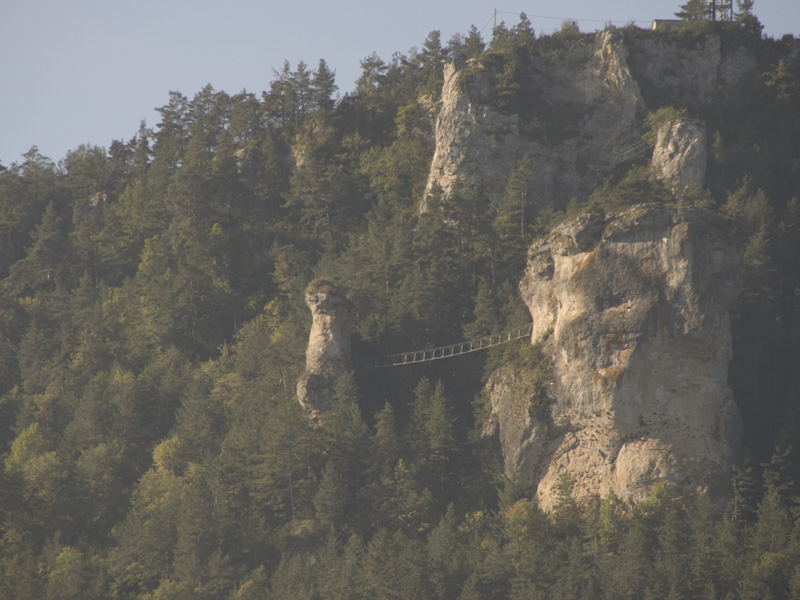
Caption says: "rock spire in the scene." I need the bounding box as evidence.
[296,280,355,416]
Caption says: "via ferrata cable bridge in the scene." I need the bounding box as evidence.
[613,140,653,165]
[357,322,534,369]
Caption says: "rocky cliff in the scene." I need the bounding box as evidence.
[296,280,355,416]
[484,204,742,509]
[652,118,708,191]
[422,29,758,213]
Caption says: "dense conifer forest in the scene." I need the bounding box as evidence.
[2,12,800,600]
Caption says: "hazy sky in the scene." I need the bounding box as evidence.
[2,0,798,166]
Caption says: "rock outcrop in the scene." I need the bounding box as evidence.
[625,34,759,109]
[422,29,758,213]
[652,119,708,191]
[422,29,646,213]
[420,61,525,211]
[485,204,742,509]
[296,280,355,416]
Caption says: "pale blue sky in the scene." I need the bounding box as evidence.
[1,0,797,166]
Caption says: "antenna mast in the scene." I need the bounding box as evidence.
[709,0,734,21]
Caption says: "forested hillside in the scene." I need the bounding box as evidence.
[2,14,800,600]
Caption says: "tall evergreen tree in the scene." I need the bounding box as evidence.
[676,0,713,20]
[5,203,69,295]
[312,59,338,113]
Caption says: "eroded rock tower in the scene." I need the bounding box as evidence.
[296,280,355,416]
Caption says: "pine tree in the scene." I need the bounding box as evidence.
[418,31,447,95]
[653,508,689,600]
[312,59,338,113]
[739,485,794,599]
[493,154,535,284]
[511,13,536,53]
[43,545,99,600]
[318,534,368,600]
[762,444,799,507]
[463,278,502,339]
[428,505,466,599]
[363,529,429,600]
[172,472,229,595]
[676,0,713,21]
[153,91,190,170]
[266,552,317,600]
[291,61,314,116]
[447,26,485,62]
[250,397,320,527]
[262,61,300,128]
[424,382,458,503]
[734,0,763,34]
[372,401,401,479]
[386,459,434,535]
[688,494,718,597]
[5,203,69,295]
[490,21,514,53]
[407,377,434,450]
[107,467,185,593]
[552,471,579,532]
[715,511,743,599]
[356,53,388,99]
[504,499,552,600]
[551,538,592,600]
[314,457,352,535]
[731,452,762,525]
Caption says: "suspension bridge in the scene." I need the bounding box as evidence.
[356,322,534,369]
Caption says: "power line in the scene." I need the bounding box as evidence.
[479,10,497,36]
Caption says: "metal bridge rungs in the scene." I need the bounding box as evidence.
[356,322,534,369]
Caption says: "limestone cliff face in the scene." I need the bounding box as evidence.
[296,282,355,415]
[485,204,742,509]
[625,34,758,109]
[421,60,524,210]
[652,119,708,190]
[423,30,646,212]
[423,30,757,212]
